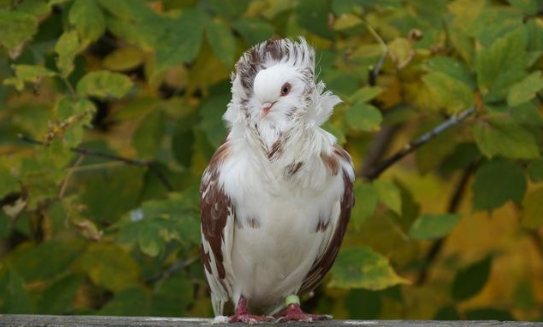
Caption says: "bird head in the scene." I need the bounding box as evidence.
[224,38,341,146]
[252,63,306,121]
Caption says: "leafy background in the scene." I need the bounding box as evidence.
[1,0,543,321]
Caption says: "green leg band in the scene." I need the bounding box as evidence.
[285,294,300,306]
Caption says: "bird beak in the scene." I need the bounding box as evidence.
[260,102,276,120]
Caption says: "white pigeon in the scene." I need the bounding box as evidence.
[200,37,355,323]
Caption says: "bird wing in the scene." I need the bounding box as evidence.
[299,146,355,295]
[200,143,235,316]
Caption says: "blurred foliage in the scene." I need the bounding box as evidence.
[1,0,543,321]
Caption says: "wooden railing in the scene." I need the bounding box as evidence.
[1,315,542,327]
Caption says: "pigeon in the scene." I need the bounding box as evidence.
[200,37,355,323]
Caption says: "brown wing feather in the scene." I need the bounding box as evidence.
[299,148,355,294]
[200,143,232,281]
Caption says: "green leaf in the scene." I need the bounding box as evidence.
[0,166,19,199]
[0,211,12,239]
[423,56,476,89]
[468,8,523,48]
[0,269,30,313]
[76,70,133,98]
[154,9,207,73]
[138,221,163,257]
[7,241,83,281]
[409,213,461,240]
[53,97,96,147]
[55,30,80,77]
[79,243,140,292]
[472,160,527,211]
[150,275,193,316]
[350,86,383,103]
[205,0,250,19]
[422,72,474,114]
[198,93,229,148]
[329,246,409,290]
[511,101,543,126]
[103,47,145,72]
[507,71,543,107]
[99,287,149,316]
[521,187,543,229]
[172,124,195,168]
[80,166,143,224]
[17,0,51,17]
[476,31,527,101]
[37,274,83,314]
[452,256,492,301]
[0,10,38,55]
[472,119,540,160]
[297,0,333,39]
[373,180,402,215]
[206,19,236,68]
[508,0,539,15]
[351,183,378,229]
[528,159,543,182]
[233,18,274,45]
[69,0,105,46]
[132,110,164,158]
[345,103,383,132]
[3,65,57,91]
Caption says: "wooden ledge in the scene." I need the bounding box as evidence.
[1,315,542,327]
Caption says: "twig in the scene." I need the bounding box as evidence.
[146,256,200,284]
[415,162,477,285]
[18,134,174,191]
[63,77,77,98]
[358,123,401,178]
[364,20,388,86]
[362,107,476,180]
[58,154,85,198]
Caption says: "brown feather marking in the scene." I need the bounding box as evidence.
[316,219,330,232]
[286,162,303,176]
[268,140,283,160]
[320,152,340,176]
[200,143,232,279]
[248,217,260,229]
[333,145,352,163]
[300,164,355,294]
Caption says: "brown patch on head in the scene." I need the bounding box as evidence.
[264,39,284,61]
[320,152,340,176]
[234,38,315,101]
[286,162,303,176]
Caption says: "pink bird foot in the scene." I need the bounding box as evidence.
[275,304,332,322]
[229,296,273,324]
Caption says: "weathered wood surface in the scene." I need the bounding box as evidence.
[1,315,542,327]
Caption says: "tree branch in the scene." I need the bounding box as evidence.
[18,134,174,192]
[362,107,476,180]
[145,256,200,284]
[415,162,478,285]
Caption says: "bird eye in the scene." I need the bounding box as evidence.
[280,83,291,96]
